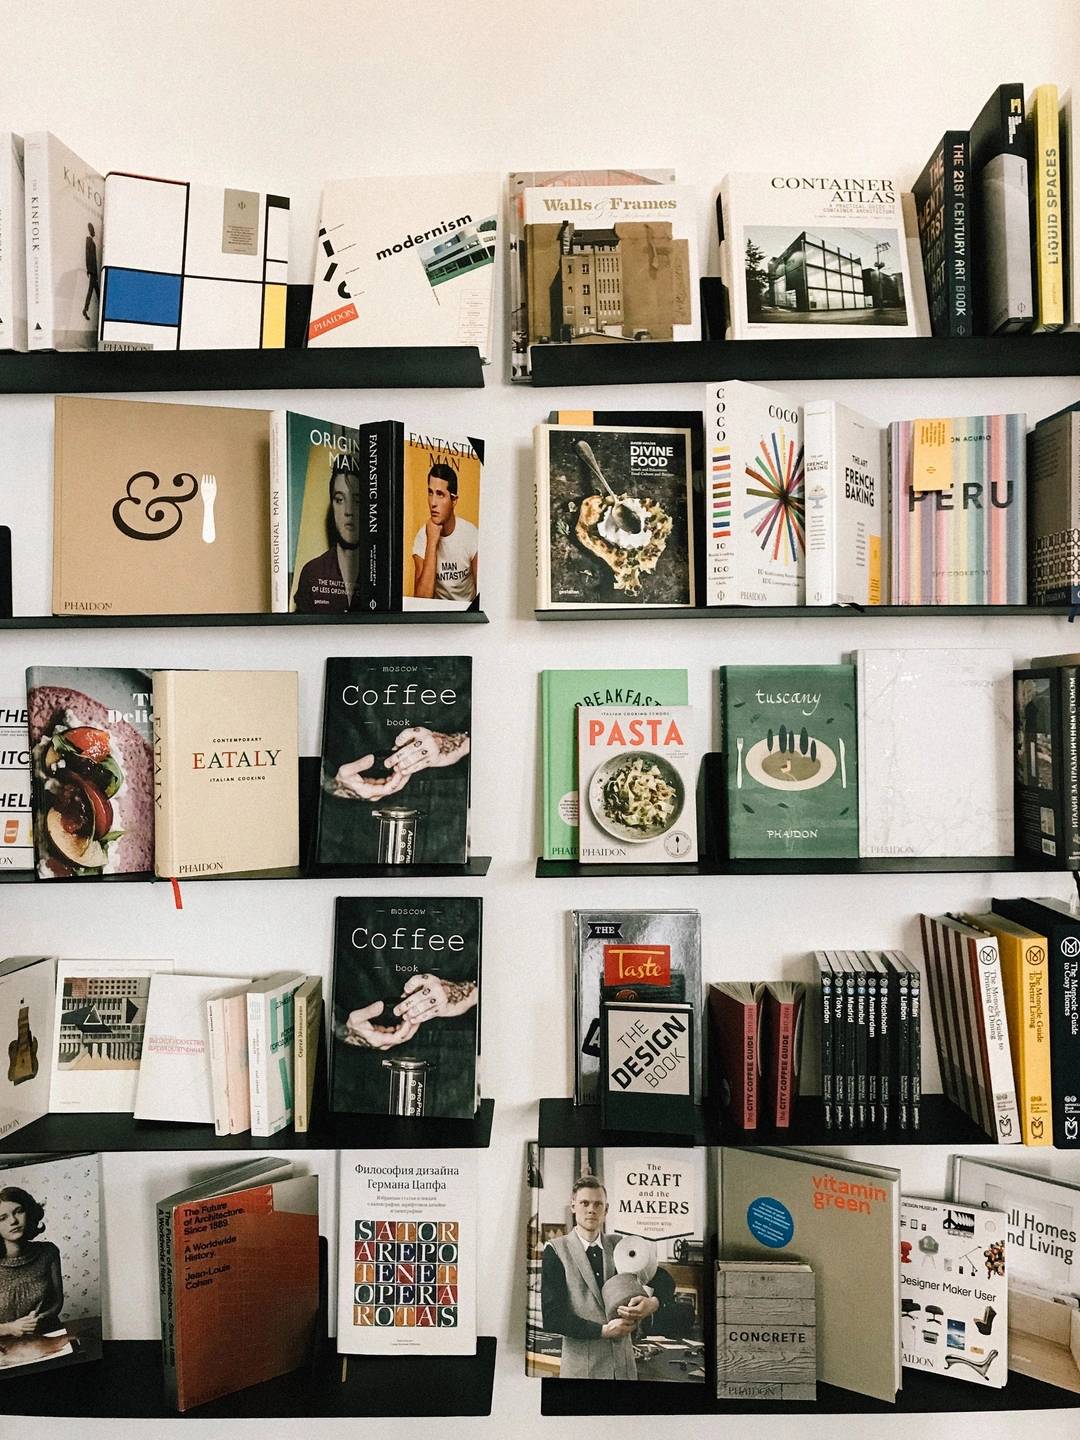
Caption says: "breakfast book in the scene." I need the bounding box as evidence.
[52,397,273,616]
[23,131,104,351]
[0,954,55,1141]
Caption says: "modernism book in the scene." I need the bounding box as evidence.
[703,380,805,606]
[0,954,55,1141]
[526,1144,707,1383]
[52,396,274,616]
[716,664,858,860]
[336,1148,478,1356]
[23,132,103,351]
[535,423,695,609]
[98,172,289,350]
[912,132,973,337]
[26,666,154,879]
[719,172,917,341]
[307,175,499,359]
[721,1146,901,1403]
[329,896,481,1119]
[0,697,33,872]
[803,398,884,606]
[0,133,26,350]
[152,669,299,878]
[315,656,471,867]
[0,1153,102,1375]
[969,84,1033,333]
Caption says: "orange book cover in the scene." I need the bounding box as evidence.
[171,1174,319,1413]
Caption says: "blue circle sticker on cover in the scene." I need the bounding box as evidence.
[747,1195,794,1248]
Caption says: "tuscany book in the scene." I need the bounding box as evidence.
[803,399,884,606]
[23,131,103,351]
[329,896,481,1119]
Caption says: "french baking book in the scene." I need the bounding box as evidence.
[0,133,27,350]
[307,175,499,359]
[708,982,764,1129]
[720,1146,901,1403]
[315,656,471,867]
[803,399,884,606]
[716,664,858,860]
[855,647,1013,857]
[526,1144,707,1383]
[205,984,251,1136]
[23,132,103,351]
[157,1158,318,1411]
[719,171,916,341]
[292,974,322,1134]
[47,958,173,1113]
[899,1195,1008,1387]
[27,666,154,879]
[151,669,299,878]
[133,973,245,1125]
[577,706,698,864]
[0,1152,102,1376]
[703,380,804,606]
[98,172,289,350]
[912,132,973,337]
[573,908,702,1105]
[1027,85,1064,332]
[969,84,1033,333]
[888,413,1026,604]
[1013,662,1080,867]
[52,396,273,616]
[1029,402,1080,607]
[0,698,33,871]
[0,954,55,1140]
[535,423,695,609]
[541,668,689,860]
[246,971,305,1137]
[329,896,481,1119]
[337,1148,477,1356]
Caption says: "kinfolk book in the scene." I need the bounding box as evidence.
[803,399,884,606]
[704,380,805,606]
[336,1148,478,1357]
[0,955,55,1141]
[719,172,917,341]
[23,132,103,351]
[0,134,27,350]
[535,423,695,609]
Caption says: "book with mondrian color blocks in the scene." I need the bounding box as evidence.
[704,379,805,605]
[98,172,289,350]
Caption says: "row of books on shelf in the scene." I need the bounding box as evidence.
[0,1147,479,1410]
[0,655,474,879]
[0,897,482,1140]
[525,1143,1080,1401]
[534,391,1078,611]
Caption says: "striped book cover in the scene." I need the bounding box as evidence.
[889,413,1026,603]
[711,446,731,540]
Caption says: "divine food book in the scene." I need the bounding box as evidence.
[52,396,273,616]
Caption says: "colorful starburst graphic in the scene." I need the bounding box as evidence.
[744,428,805,563]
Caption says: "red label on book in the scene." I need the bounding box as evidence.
[603,944,671,986]
[308,302,359,340]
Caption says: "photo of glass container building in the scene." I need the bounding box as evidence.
[746,227,908,325]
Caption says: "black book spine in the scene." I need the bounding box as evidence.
[1061,668,1080,864]
[895,971,911,1132]
[877,965,891,1133]
[945,132,973,337]
[865,967,879,1128]
[819,962,833,1131]
[356,420,399,614]
[843,968,856,1130]
[832,959,846,1133]
[854,963,868,1130]
[907,968,922,1132]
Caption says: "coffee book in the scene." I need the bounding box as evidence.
[329,896,481,1119]
[53,396,274,616]
[708,982,764,1129]
[715,1262,816,1401]
[0,698,34,871]
[0,133,27,350]
[152,669,299,878]
[134,973,245,1125]
[316,656,471,867]
[803,399,884,606]
[0,954,55,1140]
[27,666,155,880]
[246,971,305,1137]
[23,132,103,351]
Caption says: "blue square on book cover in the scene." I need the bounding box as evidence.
[102,269,182,327]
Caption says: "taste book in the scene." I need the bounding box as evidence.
[152,669,299,878]
[27,666,155,880]
[0,954,55,1141]
[803,399,884,606]
[336,1148,477,1356]
[52,396,273,616]
[23,132,104,351]
[316,656,471,867]
[329,896,481,1119]
[0,133,27,350]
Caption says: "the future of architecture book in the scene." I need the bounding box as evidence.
[803,399,884,606]
[337,1148,478,1356]
[330,896,481,1119]
[52,396,274,616]
[26,666,154,879]
[99,171,289,350]
[152,669,299,878]
[23,131,103,351]
[719,172,917,341]
[0,132,27,350]
[134,972,244,1125]
[0,954,55,1140]
[0,697,33,871]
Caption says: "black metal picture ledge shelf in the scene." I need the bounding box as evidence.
[0,345,485,393]
[0,856,491,885]
[535,604,1073,622]
[0,1337,497,1419]
[536,856,1047,878]
[0,609,489,629]
[528,332,1080,386]
[0,1097,494,1154]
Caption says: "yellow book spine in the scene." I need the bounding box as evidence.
[1031,84,1064,330]
[1000,931,1054,1144]
[293,989,308,1133]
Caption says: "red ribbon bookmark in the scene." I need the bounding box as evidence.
[171,877,183,910]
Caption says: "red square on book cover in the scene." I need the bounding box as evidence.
[603,943,672,987]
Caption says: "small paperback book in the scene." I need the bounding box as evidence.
[577,706,698,864]
[246,971,305,1138]
[336,1148,478,1356]
[134,973,246,1125]
[316,656,472,867]
[23,132,104,351]
[330,896,481,1119]
[292,974,323,1135]
[205,985,251,1137]
[0,955,56,1141]
[900,1195,1007,1387]
[0,698,33,871]
[803,399,885,606]
[600,999,695,1134]
[27,667,155,880]
[0,1152,102,1375]
[535,423,695,609]
[716,1262,816,1401]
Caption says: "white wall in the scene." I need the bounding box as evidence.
[2,1,1080,1435]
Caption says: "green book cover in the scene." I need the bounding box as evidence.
[718,665,858,858]
[541,668,688,859]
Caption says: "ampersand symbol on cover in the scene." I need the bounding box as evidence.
[111,471,200,541]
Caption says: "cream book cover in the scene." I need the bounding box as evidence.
[53,396,273,617]
[0,133,27,350]
[0,955,55,1139]
[152,669,299,878]
[23,131,104,351]
[134,972,247,1124]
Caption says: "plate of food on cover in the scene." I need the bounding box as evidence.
[587,751,685,842]
[741,724,838,793]
[573,439,674,596]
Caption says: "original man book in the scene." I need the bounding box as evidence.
[269,410,361,614]
[0,954,55,1141]
[23,132,103,351]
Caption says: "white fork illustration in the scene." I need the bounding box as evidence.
[200,473,217,544]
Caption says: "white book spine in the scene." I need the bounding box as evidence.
[206,998,231,1137]
[22,133,52,351]
[269,410,288,613]
[223,995,251,1134]
[803,402,836,606]
[975,940,1022,1143]
[1063,90,1080,329]
[705,381,737,604]
[293,988,309,1134]
[247,990,270,1136]
[0,134,27,351]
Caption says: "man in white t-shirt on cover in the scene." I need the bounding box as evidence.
[411,462,478,604]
